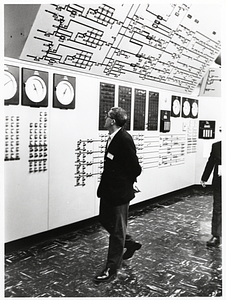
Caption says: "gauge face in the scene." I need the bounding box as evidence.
[56,80,74,105]
[172,99,180,116]
[191,102,198,117]
[183,100,190,116]
[4,71,17,100]
[25,75,47,102]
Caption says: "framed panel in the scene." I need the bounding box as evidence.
[133,89,146,131]
[4,65,19,106]
[160,110,171,133]
[118,86,132,130]
[171,96,181,118]
[181,97,191,118]
[53,74,75,109]
[199,120,215,139]
[190,99,199,118]
[99,82,115,130]
[22,68,48,107]
[147,91,159,130]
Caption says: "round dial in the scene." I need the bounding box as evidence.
[25,75,47,102]
[4,70,17,100]
[172,99,180,115]
[56,80,74,105]
[191,102,198,117]
[183,100,190,116]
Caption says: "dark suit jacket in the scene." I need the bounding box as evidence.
[97,128,142,206]
[201,141,221,189]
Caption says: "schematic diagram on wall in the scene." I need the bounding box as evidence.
[20,3,221,94]
[199,67,221,97]
[74,135,106,187]
[159,134,185,167]
[74,132,187,186]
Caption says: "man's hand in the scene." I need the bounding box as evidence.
[200,180,206,188]
[133,183,140,193]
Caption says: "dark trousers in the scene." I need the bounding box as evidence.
[212,187,222,237]
[99,199,135,270]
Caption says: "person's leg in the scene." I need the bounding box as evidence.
[106,203,128,270]
[94,201,128,283]
[212,187,221,237]
[123,221,142,260]
[207,187,221,246]
[99,199,114,234]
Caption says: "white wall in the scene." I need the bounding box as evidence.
[4,57,222,242]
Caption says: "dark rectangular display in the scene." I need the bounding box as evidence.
[160,110,171,133]
[99,82,115,130]
[147,91,159,130]
[134,89,146,130]
[118,86,132,130]
[199,120,215,139]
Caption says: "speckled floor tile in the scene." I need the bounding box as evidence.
[5,188,222,297]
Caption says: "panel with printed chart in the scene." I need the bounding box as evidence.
[20,3,221,94]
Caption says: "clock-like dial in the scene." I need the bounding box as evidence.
[191,102,198,117]
[56,80,74,105]
[172,99,180,116]
[53,73,75,109]
[25,75,47,102]
[4,70,17,100]
[183,100,190,117]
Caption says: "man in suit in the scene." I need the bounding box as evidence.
[94,107,142,283]
[201,137,222,247]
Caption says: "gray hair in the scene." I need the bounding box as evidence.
[109,107,127,127]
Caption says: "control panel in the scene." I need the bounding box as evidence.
[2,57,207,242]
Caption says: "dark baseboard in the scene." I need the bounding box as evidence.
[129,184,212,212]
[5,215,99,254]
[5,184,212,254]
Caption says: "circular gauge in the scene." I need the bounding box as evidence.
[172,99,180,116]
[56,80,74,105]
[25,75,47,102]
[191,102,198,117]
[183,100,190,117]
[4,70,17,100]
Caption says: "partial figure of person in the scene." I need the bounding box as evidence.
[94,107,142,283]
[200,137,222,247]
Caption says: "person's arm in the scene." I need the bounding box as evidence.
[123,136,141,182]
[201,144,215,186]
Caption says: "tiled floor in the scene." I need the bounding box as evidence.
[5,187,222,297]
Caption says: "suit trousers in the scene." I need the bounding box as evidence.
[99,199,135,270]
[212,186,222,237]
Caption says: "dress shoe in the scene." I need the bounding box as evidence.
[93,267,117,283]
[123,242,142,260]
[206,236,220,247]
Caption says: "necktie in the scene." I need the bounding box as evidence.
[106,136,111,149]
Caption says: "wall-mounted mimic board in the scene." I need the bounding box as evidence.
[4,58,202,242]
[20,3,221,94]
